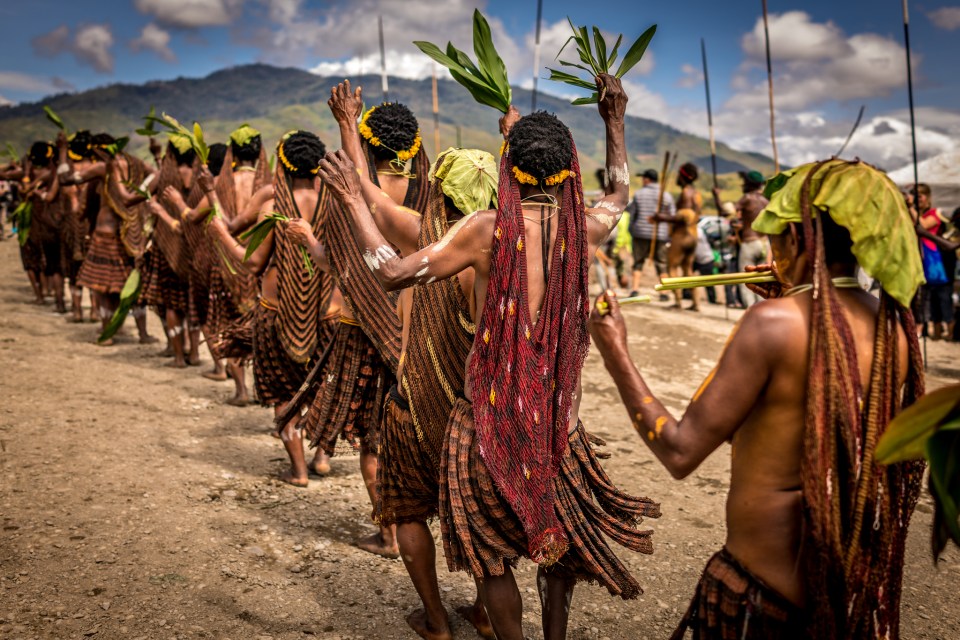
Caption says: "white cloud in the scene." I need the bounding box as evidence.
[134,0,243,29]
[677,63,703,89]
[928,7,960,31]
[0,95,13,107]
[32,24,115,73]
[742,11,848,62]
[0,71,65,93]
[309,50,435,80]
[131,23,176,62]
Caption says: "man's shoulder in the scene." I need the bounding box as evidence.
[736,298,807,354]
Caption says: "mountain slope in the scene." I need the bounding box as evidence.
[0,63,773,180]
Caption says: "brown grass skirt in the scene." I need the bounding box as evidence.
[213,303,254,361]
[669,548,804,640]
[76,232,130,294]
[140,249,188,312]
[252,303,313,407]
[300,321,392,456]
[440,398,661,599]
[19,237,44,274]
[376,386,440,525]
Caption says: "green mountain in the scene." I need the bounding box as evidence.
[0,63,773,187]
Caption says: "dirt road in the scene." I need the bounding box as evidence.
[1,239,958,640]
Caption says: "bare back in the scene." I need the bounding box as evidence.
[725,289,908,606]
[233,169,258,216]
[738,191,768,242]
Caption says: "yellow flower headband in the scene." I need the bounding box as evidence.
[511,166,571,187]
[358,104,421,163]
[277,140,319,175]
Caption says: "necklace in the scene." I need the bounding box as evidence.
[784,276,862,297]
[235,166,256,173]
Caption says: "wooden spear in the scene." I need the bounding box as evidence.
[761,0,779,172]
[531,0,544,112]
[701,38,729,319]
[648,150,673,262]
[836,105,865,158]
[378,15,389,102]
[431,65,441,156]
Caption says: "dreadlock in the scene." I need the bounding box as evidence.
[69,130,94,159]
[277,131,325,180]
[207,143,228,176]
[28,141,54,167]
[507,111,572,182]
[797,160,924,639]
[231,134,262,163]
[364,102,419,162]
[469,127,589,566]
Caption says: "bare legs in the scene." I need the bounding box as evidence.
[164,308,187,367]
[397,521,452,640]
[355,442,398,558]
[277,405,309,487]
[26,269,43,304]
[69,284,83,322]
[537,567,575,640]
[470,565,573,640]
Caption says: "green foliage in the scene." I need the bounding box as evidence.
[43,105,67,132]
[145,112,210,164]
[414,10,512,113]
[136,106,161,137]
[238,212,313,275]
[98,269,141,343]
[11,201,32,245]
[548,21,657,106]
[876,383,960,560]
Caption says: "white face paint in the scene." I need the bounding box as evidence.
[432,211,476,253]
[607,163,630,186]
[362,244,395,271]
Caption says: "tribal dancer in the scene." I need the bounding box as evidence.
[141,137,195,367]
[56,131,99,322]
[591,159,925,639]
[318,74,660,640]
[59,134,156,344]
[284,97,430,559]
[206,131,339,486]
[656,162,701,311]
[292,80,497,639]
[14,143,57,305]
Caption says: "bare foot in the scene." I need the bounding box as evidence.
[688,305,700,312]
[225,396,254,407]
[309,454,331,476]
[164,360,188,369]
[456,604,495,640]
[202,370,228,381]
[278,470,308,488]
[406,608,452,640]
[139,335,160,344]
[187,355,201,366]
[155,346,174,357]
[355,532,400,559]
[96,338,114,347]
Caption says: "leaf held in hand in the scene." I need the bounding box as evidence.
[43,105,67,132]
[98,269,141,343]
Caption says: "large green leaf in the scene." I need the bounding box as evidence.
[43,105,67,132]
[615,24,657,78]
[547,69,597,91]
[607,34,624,72]
[571,95,600,106]
[926,430,960,558]
[877,384,960,463]
[593,27,608,73]
[98,269,141,343]
[193,121,209,164]
[12,201,32,246]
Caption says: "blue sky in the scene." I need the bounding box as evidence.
[1,0,959,169]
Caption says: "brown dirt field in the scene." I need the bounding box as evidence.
[1,238,959,640]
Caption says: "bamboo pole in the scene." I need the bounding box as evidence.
[378,15,389,102]
[648,151,672,262]
[531,0,544,112]
[761,0,779,172]
[431,65,441,156]
[701,37,728,319]
[836,105,865,158]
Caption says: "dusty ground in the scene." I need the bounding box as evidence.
[1,237,958,640]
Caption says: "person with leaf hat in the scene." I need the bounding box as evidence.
[204,130,342,490]
[317,74,660,640]
[163,125,268,404]
[713,170,769,307]
[60,133,158,345]
[591,158,926,639]
[289,79,497,640]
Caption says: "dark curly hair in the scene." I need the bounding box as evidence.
[208,143,228,176]
[170,143,197,167]
[279,131,326,179]
[69,130,94,159]
[507,111,572,182]
[231,135,262,163]
[28,141,55,167]
[91,133,116,147]
[364,102,419,162]
[677,162,699,186]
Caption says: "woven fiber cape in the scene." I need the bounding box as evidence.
[320,139,431,372]
[400,171,476,464]
[468,141,590,565]
[102,153,151,259]
[151,146,192,280]
[790,161,925,639]
[271,163,335,364]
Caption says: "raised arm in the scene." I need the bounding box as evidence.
[227,184,274,235]
[328,79,421,256]
[160,185,210,224]
[317,150,486,291]
[588,292,778,479]
[585,74,630,249]
[147,198,183,235]
[199,166,273,275]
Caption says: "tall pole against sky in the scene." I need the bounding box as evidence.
[531,0,544,112]
[378,15,389,102]
[431,65,441,156]
[761,0,779,173]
